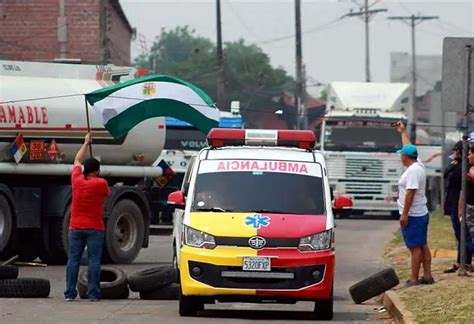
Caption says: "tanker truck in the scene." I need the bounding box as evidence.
[0,60,166,264]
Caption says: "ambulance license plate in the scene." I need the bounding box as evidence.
[242,256,271,271]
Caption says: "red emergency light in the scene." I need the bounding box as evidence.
[207,129,316,150]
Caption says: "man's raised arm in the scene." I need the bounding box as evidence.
[395,121,410,145]
[74,133,91,167]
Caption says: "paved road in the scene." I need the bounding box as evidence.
[0,217,398,323]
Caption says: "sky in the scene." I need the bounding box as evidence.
[120,0,474,96]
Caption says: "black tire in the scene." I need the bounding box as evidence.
[78,266,129,299]
[314,283,333,320]
[0,265,18,279]
[104,199,145,264]
[349,268,399,304]
[179,290,204,317]
[172,245,180,283]
[128,265,175,292]
[335,210,351,219]
[390,211,400,220]
[0,278,50,298]
[139,283,180,300]
[0,195,13,255]
[39,206,70,265]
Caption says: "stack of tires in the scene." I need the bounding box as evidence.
[0,265,50,298]
[78,266,130,299]
[128,265,179,300]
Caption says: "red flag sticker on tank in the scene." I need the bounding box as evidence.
[47,140,59,160]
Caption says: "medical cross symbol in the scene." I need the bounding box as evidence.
[245,214,270,229]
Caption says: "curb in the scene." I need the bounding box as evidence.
[382,290,414,324]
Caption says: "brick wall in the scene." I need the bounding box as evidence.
[0,0,132,65]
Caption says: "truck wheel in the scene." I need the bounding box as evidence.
[179,290,204,317]
[104,199,144,264]
[0,195,13,255]
[39,207,70,265]
[314,283,333,320]
[349,268,399,304]
[0,265,19,279]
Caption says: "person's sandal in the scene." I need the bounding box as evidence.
[443,264,459,273]
[404,280,420,288]
[418,277,435,285]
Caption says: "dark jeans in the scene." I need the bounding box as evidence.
[64,229,104,300]
[450,207,473,265]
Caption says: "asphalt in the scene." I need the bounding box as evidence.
[0,216,399,323]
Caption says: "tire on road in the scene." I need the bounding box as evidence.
[139,283,180,300]
[0,195,13,255]
[179,290,204,317]
[349,268,399,304]
[314,282,333,320]
[78,266,129,299]
[127,265,175,292]
[103,199,145,264]
[0,278,50,298]
[0,265,18,279]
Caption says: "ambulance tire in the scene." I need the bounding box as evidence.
[78,266,129,299]
[349,268,399,304]
[103,200,145,264]
[179,291,204,317]
[0,265,18,280]
[127,265,175,292]
[314,283,333,320]
[0,278,50,298]
[139,283,180,300]
[0,195,13,255]
[172,244,180,283]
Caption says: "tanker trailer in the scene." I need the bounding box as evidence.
[0,60,166,264]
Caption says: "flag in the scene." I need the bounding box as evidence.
[85,74,220,138]
[156,160,175,188]
[9,134,27,163]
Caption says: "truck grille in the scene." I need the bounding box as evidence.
[345,159,383,179]
[343,181,384,195]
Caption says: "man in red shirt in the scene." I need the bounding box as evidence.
[64,133,110,301]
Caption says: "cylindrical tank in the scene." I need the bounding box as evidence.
[0,60,165,166]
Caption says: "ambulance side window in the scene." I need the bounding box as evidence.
[182,156,195,196]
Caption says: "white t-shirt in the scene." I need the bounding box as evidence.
[397,161,428,216]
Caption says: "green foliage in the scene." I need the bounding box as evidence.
[134,26,294,113]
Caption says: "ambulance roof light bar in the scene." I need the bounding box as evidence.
[207,129,315,150]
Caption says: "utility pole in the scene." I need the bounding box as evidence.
[388,14,438,142]
[216,0,225,110]
[295,0,305,130]
[342,1,387,82]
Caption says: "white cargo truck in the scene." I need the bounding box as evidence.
[321,82,411,217]
[0,60,166,264]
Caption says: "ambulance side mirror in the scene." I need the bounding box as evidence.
[168,191,186,210]
[333,195,353,211]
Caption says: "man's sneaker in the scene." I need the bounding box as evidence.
[65,298,75,302]
[443,264,459,273]
[418,277,435,285]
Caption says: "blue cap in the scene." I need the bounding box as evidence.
[397,144,418,158]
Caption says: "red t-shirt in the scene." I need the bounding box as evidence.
[70,166,110,230]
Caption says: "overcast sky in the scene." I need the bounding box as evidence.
[121,0,473,95]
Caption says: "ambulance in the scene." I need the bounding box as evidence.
[169,129,352,320]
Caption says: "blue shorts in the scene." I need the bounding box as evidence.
[401,214,429,249]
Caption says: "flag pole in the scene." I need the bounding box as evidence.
[84,96,93,157]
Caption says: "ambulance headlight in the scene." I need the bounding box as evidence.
[298,229,333,251]
[183,225,216,249]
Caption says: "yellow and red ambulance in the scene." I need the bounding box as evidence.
[169,129,352,320]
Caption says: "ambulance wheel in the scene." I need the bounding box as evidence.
[314,283,333,320]
[179,291,204,317]
[104,199,144,264]
[0,195,13,255]
[172,241,180,283]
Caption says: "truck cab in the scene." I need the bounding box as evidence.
[169,129,352,320]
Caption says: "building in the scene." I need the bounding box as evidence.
[0,0,133,65]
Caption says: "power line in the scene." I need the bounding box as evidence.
[225,0,261,41]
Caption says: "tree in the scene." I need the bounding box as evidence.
[134,27,294,117]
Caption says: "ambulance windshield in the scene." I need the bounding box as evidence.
[192,160,325,215]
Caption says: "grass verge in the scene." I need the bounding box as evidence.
[385,211,474,323]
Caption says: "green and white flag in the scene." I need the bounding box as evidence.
[86,74,219,138]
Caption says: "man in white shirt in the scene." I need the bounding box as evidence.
[395,122,434,287]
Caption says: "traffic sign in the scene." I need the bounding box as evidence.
[47,139,59,160]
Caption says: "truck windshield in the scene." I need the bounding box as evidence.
[323,119,402,152]
[191,160,325,215]
[164,128,207,151]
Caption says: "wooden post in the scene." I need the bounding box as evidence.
[84,96,93,157]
